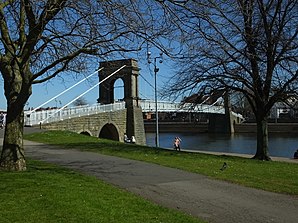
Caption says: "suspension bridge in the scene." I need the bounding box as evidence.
[23,59,243,145]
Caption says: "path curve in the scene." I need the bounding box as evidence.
[21,139,297,223]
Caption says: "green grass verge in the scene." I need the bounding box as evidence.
[0,160,203,223]
[24,130,298,195]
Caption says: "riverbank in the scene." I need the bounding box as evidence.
[23,130,298,194]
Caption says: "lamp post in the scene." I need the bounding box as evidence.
[148,52,163,147]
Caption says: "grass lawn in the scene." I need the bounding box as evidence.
[24,130,298,195]
[0,160,204,223]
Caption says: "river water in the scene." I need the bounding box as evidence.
[146,132,298,158]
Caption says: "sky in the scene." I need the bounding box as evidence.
[0,54,176,111]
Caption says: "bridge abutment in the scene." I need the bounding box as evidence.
[125,99,146,145]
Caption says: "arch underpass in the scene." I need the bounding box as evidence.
[99,123,119,141]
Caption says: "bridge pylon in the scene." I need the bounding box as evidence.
[98,59,146,145]
[208,91,235,134]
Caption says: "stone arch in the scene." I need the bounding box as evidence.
[99,123,119,141]
[79,131,92,136]
[97,59,140,105]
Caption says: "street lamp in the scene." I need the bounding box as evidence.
[148,51,163,147]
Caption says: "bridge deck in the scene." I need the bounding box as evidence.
[24,100,240,126]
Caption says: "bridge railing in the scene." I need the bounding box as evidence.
[24,102,126,126]
[140,100,225,114]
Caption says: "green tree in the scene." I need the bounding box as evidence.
[162,0,298,160]
[0,0,169,171]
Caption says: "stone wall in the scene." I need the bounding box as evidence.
[145,122,298,134]
[41,108,146,145]
[40,109,126,137]
[144,122,208,133]
[130,106,146,145]
[39,108,145,145]
[234,123,298,133]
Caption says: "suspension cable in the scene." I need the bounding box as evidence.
[28,67,104,115]
[41,65,126,123]
[139,73,155,90]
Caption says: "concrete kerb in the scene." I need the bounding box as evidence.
[161,146,298,164]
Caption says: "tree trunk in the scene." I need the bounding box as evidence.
[0,119,25,170]
[0,107,26,171]
[253,117,271,161]
[0,62,31,171]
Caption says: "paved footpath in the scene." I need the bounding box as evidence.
[20,139,298,223]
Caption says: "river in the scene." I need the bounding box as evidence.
[146,132,298,158]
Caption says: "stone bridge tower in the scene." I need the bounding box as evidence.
[97,59,146,145]
[208,91,238,134]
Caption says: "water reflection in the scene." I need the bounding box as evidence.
[146,132,298,158]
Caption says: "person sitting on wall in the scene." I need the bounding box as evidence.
[131,136,136,144]
[124,133,130,143]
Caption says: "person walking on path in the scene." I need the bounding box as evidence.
[173,136,181,151]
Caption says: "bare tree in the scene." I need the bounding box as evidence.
[0,0,171,171]
[161,0,298,160]
[73,97,88,107]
